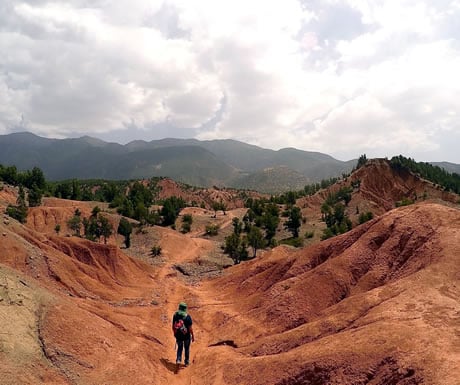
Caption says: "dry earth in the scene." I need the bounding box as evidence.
[0,173,459,384]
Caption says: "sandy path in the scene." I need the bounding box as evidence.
[151,235,222,385]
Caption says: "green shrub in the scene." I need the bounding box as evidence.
[6,204,27,224]
[358,212,374,224]
[205,224,219,236]
[182,214,193,224]
[395,198,414,207]
[181,222,191,233]
[279,237,303,247]
[151,245,162,257]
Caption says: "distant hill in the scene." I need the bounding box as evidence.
[431,161,460,175]
[0,132,358,192]
[233,166,311,193]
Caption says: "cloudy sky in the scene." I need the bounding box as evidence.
[1,0,459,162]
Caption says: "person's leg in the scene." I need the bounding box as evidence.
[176,339,184,364]
[184,337,191,365]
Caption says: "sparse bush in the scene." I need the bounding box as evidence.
[358,212,374,224]
[279,237,303,247]
[395,198,414,207]
[284,206,302,238]
[118,217,133,248]
[67,211,82,236]
[161,196,186,226]
[304,231,314,239]
[356,154,368,169]
[183,214,193,224]
[181,214,193,234]
[321,228,335,240]
[151,245,162,257]
[6,204,27,223]
[83,210,113,244]
[205,224,219,236]
[6,185,28,223]
[181,222,191,233]
[28,184,43,207]
[223,233,248,264]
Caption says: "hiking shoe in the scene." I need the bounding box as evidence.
[184,362,189,367]
[176,360,181,365]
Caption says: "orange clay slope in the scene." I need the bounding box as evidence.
[0,200,459,385]
[192,202,460,385]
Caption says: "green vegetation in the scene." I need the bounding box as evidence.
[6,185,28,223]
[223,218,249,264]
[284,206,302,238]
[205,224,219,236]
[0,165,46,190]
[355,154,368,169]
[181,214,193,233]
[279,237,304,247]
[27,184,43,207]
[390,155,460,194]
[395,198,414,207]
[246,225,266,258]
[117,217,133,248]
[244,197,307,248]
[160,196,186,226]
[264,175,347,204]
[67,209,82,236]
[358,211,374,224]
[0,165,47,220]
[82,206,114,244]
[211,200,227,217]
[244,198,280,246]
[320,186,353,240]
[150,245,162,257]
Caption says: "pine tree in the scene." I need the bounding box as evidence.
[118,217,133,248]
[284,206,302,238]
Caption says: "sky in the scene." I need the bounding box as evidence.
[1,0,459,163]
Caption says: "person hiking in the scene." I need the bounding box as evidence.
[172,302,194,367]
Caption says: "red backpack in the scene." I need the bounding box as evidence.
[173,314,188,335]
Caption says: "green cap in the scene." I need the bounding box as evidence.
[178,302,187,311]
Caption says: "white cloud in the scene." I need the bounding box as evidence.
[0,0,459,162]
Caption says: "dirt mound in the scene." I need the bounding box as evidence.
[195,202,460,384]
[352,159,458,210]
[26,197,112,235]
[299,158,459,230]
[157,178,264,210]
[0,183,18,210]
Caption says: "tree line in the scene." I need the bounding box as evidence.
[390,155,460,194]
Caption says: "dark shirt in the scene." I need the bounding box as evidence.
[172,312,193,340]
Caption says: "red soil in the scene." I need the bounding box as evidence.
[157,178,264,210]
[1,174,459,384]
[299,158,459,224]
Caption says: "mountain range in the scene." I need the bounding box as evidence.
[1,132,458,193]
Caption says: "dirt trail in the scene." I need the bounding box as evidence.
[147,234,221,385]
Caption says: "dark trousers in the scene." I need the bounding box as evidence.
[176,337,191,364]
